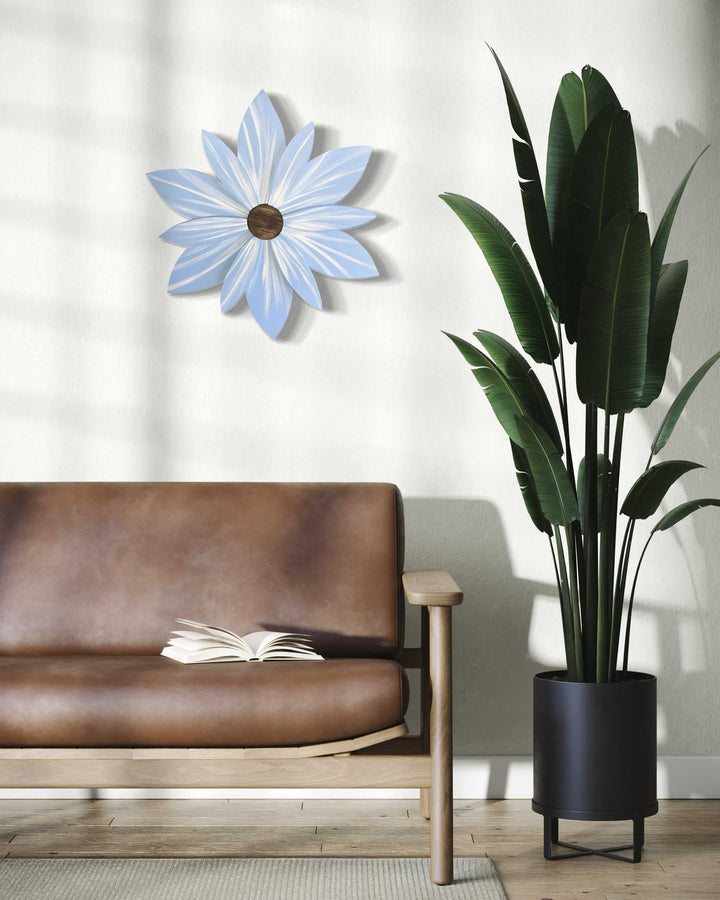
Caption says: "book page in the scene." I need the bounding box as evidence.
[175,619,251,654]
[161,646,249,664]
[161,623,322,663]
[245,631,312,657]
[261,647,323,659]
[166,636,252,659]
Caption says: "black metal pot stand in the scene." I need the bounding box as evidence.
[537,808,647,862]
[532,671,658,863]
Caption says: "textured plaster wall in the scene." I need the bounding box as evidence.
[0,0,718,761]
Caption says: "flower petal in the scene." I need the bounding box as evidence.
[237,90,286,204]
[283,204,375,231]
[280,146,372,214]
[167,235,248,294]
[202,131,256,210]
[160,216,248,247]
[285,228,378,279]
[147,169,245,218]
[245,241,293,338]
[269,122,315,207]
[220,238,260,313]
[272,234,322,309]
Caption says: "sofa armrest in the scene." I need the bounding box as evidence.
[402,570,463,607]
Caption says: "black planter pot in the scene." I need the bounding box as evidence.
[532,670,658,862]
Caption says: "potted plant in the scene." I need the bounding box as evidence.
[442,48,719,862]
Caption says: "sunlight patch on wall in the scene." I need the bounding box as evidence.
[679,615,706,674]
[527,594,566,669]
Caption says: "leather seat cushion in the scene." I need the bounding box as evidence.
[0,656,406,748]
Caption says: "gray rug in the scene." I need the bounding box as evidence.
[0,857,507,899]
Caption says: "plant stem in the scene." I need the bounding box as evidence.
[611,517,635,678]
[548,322,582,682]
[615,516,635,598]
[613,441,654,675]
[605,413,625,680]
[565,524,585,681]
[555,321,587,653]
[596,410,612,681]
[622,533,653,673]
[583,404,598,680]
[548,534,562,592]
[556,328,576,489]
[553,525,578,681]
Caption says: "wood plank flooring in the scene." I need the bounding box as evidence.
[0,798,717,899]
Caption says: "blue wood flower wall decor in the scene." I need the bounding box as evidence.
[147,91,378,338]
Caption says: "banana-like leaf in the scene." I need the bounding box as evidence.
[652,498,720,533]
[576,210,651,413]
[440,193,559,363]
[580,65,622,121]
[621,460,704,519]
[565,106,639,342]
[445,331,488,368]
[511,440,552,534]
[445,333,535,446]
[651,349,720,455]
[638,260,688,407]
[547,67,621,240]
[650,146,708,299]
[473,329,562,451]
[578,453,611,532]
[546,74,584,230]
[546,290,559,321]
[515,416,579,525]
[488,46,555,298]
[546,73,584,323]
[445,331,560,450]
[546,68,621,303]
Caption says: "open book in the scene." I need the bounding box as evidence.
[161,618,324,664]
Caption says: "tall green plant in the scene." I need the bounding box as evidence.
[443,49,718,682]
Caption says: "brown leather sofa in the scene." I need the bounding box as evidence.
[0,482,462,884]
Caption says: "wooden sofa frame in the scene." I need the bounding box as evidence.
[0,570,462,885]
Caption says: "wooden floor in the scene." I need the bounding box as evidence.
[0,798,717,899]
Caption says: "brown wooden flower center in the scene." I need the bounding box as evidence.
[247,204,283,240]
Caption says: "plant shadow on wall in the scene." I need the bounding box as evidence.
[404,498,556,790]
[633,122,720,787]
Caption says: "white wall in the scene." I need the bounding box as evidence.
[0,0,719,794]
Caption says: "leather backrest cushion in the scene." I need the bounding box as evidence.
[0,483,404,658]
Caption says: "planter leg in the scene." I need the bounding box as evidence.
[542,815,646,862]
[543,815,557,859]
[633,817,644,862]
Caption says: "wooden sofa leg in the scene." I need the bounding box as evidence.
[429,605,453,885]
[419,787,431,819]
